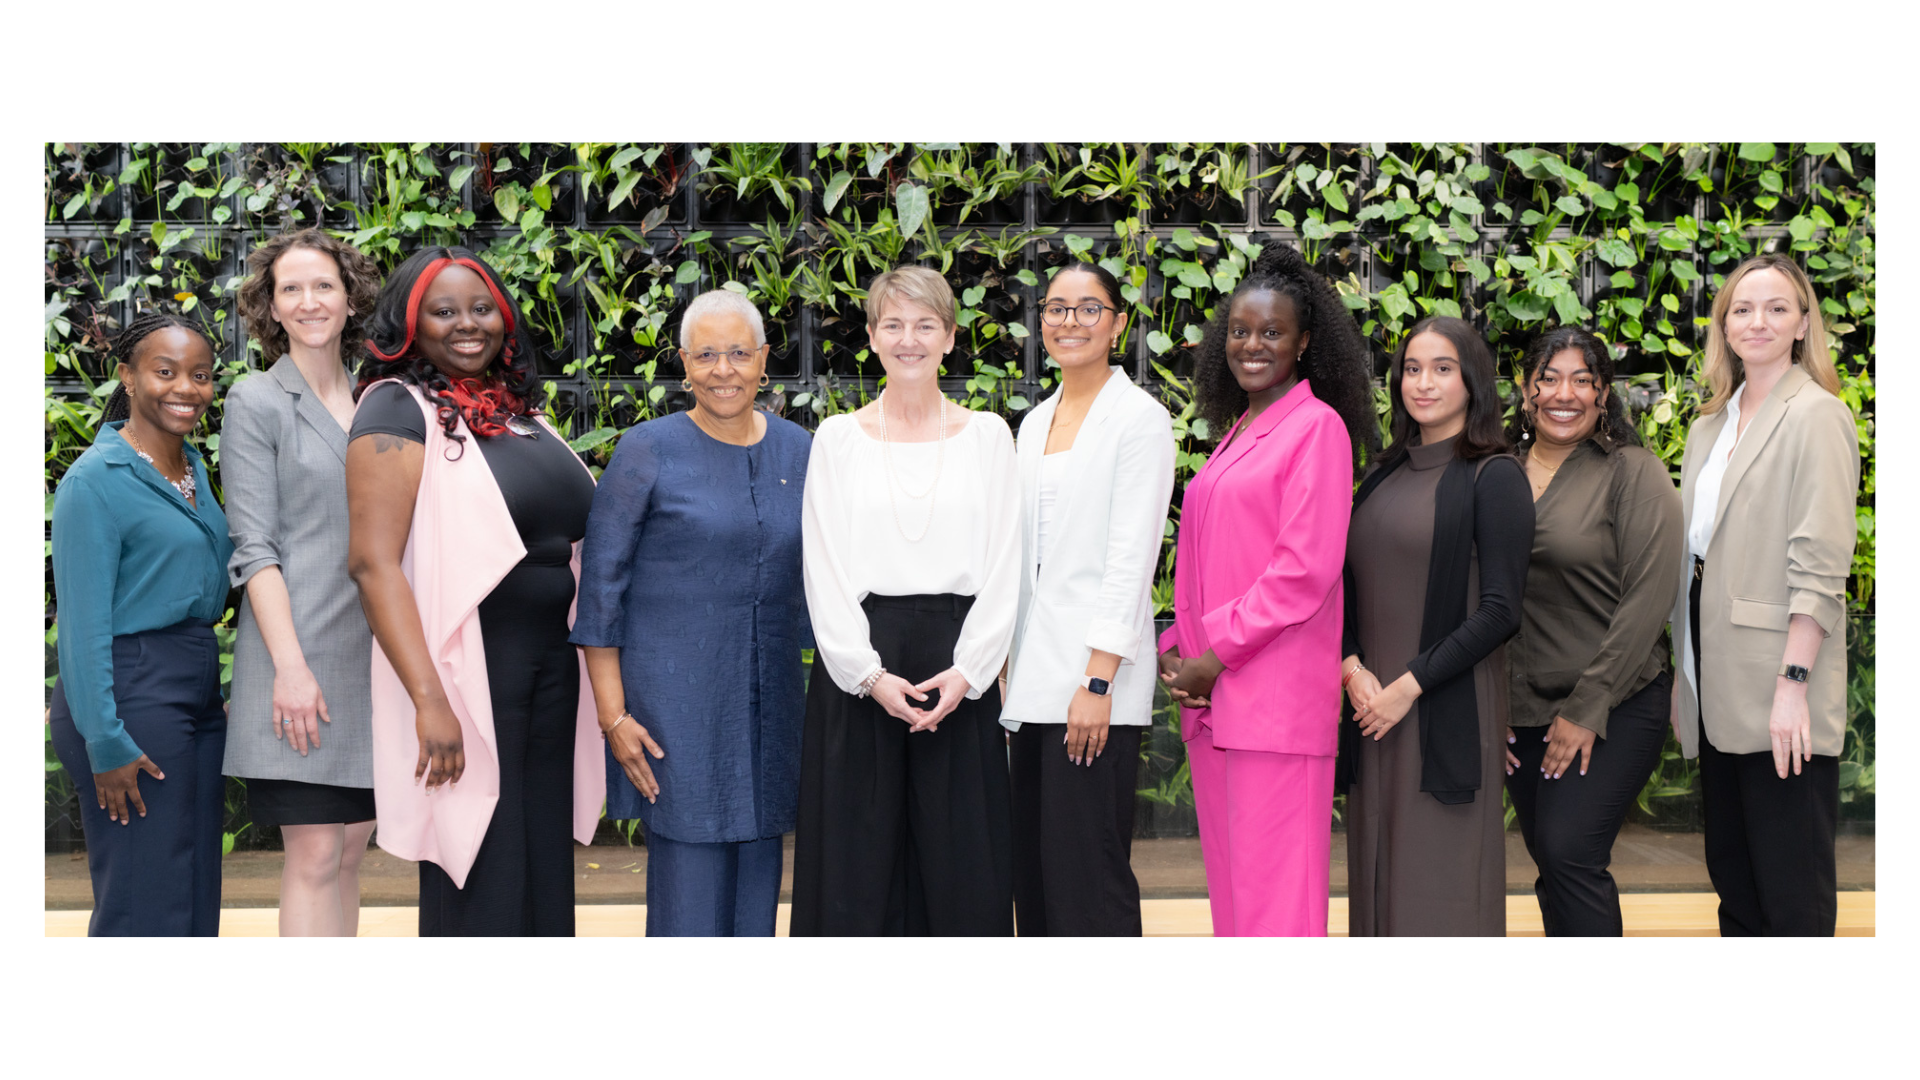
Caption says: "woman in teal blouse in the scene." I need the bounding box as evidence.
[49,311,234,937]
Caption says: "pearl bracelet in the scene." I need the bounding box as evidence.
[856,667,887,698]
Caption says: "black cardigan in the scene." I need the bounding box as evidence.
[1337,451,1533,803]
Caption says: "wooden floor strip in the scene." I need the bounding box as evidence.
[42,892,1875,937]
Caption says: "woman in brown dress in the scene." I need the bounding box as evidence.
[1339,316,1533,936]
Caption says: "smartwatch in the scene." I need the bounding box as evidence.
[1080,675,1111,697]
[1778,663,1810,684]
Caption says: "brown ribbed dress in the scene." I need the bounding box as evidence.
[1344,436,1509,937]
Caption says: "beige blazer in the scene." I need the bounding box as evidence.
[1671,364,1859,758]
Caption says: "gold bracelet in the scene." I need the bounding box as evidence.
[1342,661,1367,690]
[601,711,633,739]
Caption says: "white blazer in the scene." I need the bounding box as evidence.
[1000,368,1176,729]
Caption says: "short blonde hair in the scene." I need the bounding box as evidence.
[865,265,956,332]
[1700,254,1839,415]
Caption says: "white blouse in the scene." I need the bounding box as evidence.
[800,408,1021,699]
[1679,382,1745,697]
[1034,448,1074,569]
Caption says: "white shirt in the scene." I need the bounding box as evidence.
[800,408,1020,698]
[1034,448,1074,569]
[1678,382,1745,697]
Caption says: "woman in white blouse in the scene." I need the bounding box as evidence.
[1000,262,1174,936]
[789,265,1021,936]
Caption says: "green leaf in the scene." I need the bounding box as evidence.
[675,260,700,285]
[823,170,853,214]
[894,182,930,241]
[1322,182,1348,214]
[494,186,521,225]
[1661,293,1680,313]
[1184,324,1205,346]
[400,210,426,231]
[1147,330,1174,355]
[568,426,620,452]
[529,184,552,211]
[1552,290,1585,324]
[1759,169,1783,194]
[1554,195,1586,216]
[1014,268,1038,287]
[1787,215,1815,242]
[61,191,87,219]
[1640,333,1667,354]
[609,145,644,172]
[1503,291,1551,322]
[1737,143,1776,163]
[961,285,986,307]
[1595,238,1635,268]
[606,171,642,212]
[1170,228,1197,251]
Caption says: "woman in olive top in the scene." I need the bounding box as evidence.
[48,311,233,936]
[1502,326,1683,936]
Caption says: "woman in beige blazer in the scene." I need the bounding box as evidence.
[1671,253,1859,936]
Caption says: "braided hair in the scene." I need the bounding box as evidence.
[353,245,541,458]
[103,310,218,424]
[1509,326,1637,452]
[1191,242,1379,476]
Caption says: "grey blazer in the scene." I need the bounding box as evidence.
[220,358,374,787]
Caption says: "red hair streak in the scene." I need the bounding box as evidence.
[366,256,518,362]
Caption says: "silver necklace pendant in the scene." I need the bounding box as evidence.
[505,415,540,438]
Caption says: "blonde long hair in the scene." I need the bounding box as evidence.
[1699,254,1839,415]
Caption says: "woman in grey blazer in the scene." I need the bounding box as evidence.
[1672,254,1860,936]
[223,228,384,936]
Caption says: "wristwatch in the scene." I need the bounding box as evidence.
[1079,675,1111,697]
[1778,663,1810,683]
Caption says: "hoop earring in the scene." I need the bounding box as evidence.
[759,373,770,387]
[680,379,693,392]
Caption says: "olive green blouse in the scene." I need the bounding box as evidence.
[1507,437,1683,736]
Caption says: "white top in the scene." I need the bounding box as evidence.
[800,408,1021,699]
[1679,382,1745,698]
[1034,448,1075,569]
[1001,369,1177,730]
[1687,382,1746,559]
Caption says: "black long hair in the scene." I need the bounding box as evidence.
[103,310,218,424]
[1377,315,1510,470]
[1191,242,1378,477]
[353,245,541,455]
[1508,325,1637,451]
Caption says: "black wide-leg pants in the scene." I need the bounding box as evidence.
[789,594,1014,937]
[418,558,579,937]
[1506,673,1670,936]
[1009,721,1143,937]
[1691,557,1839,937]
[50,618,226,937]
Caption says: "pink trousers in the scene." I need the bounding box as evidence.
[1188,723,1335,936]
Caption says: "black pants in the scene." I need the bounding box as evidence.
[789,594,1014,936]
[1506,673,1670,936]
[418,559,579,936]
[1691,557,1839,937]
[49,619,226,937]
[1009,722,1143,937]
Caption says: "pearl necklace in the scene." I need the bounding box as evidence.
[122,427,196,503]
[877,391,947,543]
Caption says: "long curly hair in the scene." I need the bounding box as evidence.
[102,310,218,424]
[1507,325,1638,452]
[353,245,541,457]
[235,227,381,366]
[1191,242,1378,476]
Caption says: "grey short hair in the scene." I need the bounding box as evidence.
[678,288,767,350]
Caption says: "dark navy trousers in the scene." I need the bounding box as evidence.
[644,833,785,937]
[50,619,226,937]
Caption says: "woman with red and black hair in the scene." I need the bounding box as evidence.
[346,245,604,936]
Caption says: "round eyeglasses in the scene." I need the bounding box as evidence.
[1040,301,1118,327]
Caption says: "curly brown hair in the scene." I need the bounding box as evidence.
[235,228,381,366]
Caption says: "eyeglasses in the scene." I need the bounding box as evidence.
[685,347,761,368]
[1040,301,1118,327]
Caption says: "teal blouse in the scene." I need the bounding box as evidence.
[52,421,233,773]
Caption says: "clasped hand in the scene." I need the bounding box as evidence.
[1158,647,1221,709]
[871,668,972,732]
[1350,670,1419,740]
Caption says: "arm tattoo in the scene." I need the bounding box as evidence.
[372,433,412,454]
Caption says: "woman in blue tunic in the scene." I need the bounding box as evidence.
[572,290,812,936]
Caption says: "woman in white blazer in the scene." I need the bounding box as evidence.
[1001,261,1176,936]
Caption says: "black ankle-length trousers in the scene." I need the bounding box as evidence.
[1009,722,1143,936]
[1506,673,1670,936]
[789,593,1014,936]
[417,557,579,937]
[1691,557,1838,937]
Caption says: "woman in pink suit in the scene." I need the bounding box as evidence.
[1159,243,1380,936]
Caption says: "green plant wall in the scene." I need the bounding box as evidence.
[44,142,1875,847]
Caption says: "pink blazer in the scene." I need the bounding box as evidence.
[362,380,605,888]
[1158,380,1352,756]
